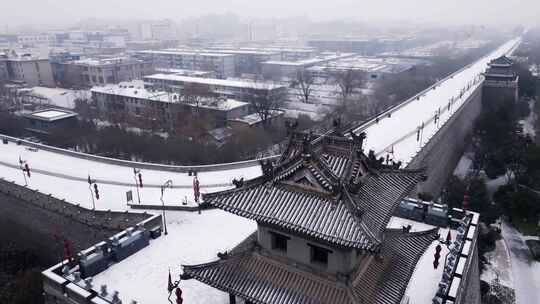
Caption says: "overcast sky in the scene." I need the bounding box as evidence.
[3,0,539,27]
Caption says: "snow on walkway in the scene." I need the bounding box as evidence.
[354,38,521,166]
[0,141,259,211]
[92,209,257,304]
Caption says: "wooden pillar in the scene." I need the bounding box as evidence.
[229,293,236,304]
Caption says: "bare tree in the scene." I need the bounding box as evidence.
[181,82,216,113]
[294,69,315,103]
[332,69,364,101]
[250,84,285,127]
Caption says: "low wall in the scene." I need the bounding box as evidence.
[407,85,483,197]
[0,134,278,173]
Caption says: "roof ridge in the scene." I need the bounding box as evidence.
[342,187,381,245]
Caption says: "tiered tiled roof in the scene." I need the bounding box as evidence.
[182,228,439,304]
[488,55,513,67]
[202,131,426,251]
[485,55,516,81]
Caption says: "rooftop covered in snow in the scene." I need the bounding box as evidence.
[25,108,78,122]
[144,73,286,90]
[91,81,250,111]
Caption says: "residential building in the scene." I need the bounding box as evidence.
[261,52,356,80]
[143,73,287,103]
[154,67,215,78]
[140,19,177,41]
[17,86,90,110]
[134,50,235,78]
[0,51,55,87]
[51,30,128,56]
[307,56,420,81]
[191,48,281,75]
[0,58,8,81]
[206,46,316,62]
[49,51,82,86]
[58,56,154,88]
[16,33,56,46]
[307,36,415,55]
[91,81,251,127]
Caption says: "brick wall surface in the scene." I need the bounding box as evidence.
[408,86,483,197]
[0,178,151,264]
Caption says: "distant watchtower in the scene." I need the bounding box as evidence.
[482,55,519,109]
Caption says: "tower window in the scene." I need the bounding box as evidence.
[270,231,289,252]
[309,244,332,266]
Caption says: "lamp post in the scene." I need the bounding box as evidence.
[87,175,98,210]
[133,168,142,204]
[18,156,29,186]
[160,180,173,235]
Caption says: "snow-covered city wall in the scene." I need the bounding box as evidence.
[407,85,483,196]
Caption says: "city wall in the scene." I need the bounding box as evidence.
[0,178,151,264]
[407,85,483,197]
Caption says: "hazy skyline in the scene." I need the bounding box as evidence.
[2,0,539,27]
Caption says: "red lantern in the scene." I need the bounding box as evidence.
[24,163,30,177]
[64,239,72,263]
[433,244,442,269]
[463,192,470,210]
[175,287,183,304]
[94,183,100,200]
[193,177,200,203]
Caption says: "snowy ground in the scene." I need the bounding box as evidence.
[482,238,514,288]
[501,222,540,304]
[92,209,257,304]
[0,140,260,211]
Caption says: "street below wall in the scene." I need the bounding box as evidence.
[501,222,540,304]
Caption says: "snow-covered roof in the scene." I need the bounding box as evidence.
[71,56,142,66]
[308,56,418,74]
[91,81,250,111]
[229,110,284,126]
[169,48,280,56]
[154,68,213,77]
[144,74,286,90]
[137,50,233,57]
[262,52,355,67]
[26,109,78,121]
[23,87,89,109]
